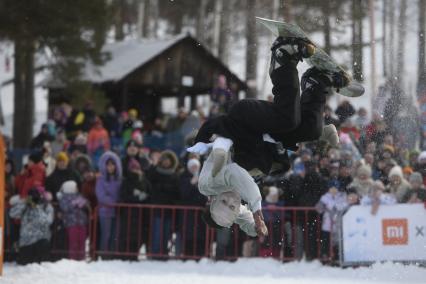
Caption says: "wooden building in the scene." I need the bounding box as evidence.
[46,34,247,121]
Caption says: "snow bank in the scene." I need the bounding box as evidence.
[2,258,424,284]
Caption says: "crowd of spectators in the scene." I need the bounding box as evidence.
[3,83,426,264]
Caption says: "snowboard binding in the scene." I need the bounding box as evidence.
[271,36,316,62]
[302,67,350,93]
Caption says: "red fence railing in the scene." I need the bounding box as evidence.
[3,204,333,262]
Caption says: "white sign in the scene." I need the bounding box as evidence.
[341,204,426,264]
[181,76,194,87]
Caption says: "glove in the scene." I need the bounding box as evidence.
[133,189,141,197]
[138,191,148,201]
[253,210,268,238]
[133,189,148,201]
[187,142,213,155]
[9,195,23,206]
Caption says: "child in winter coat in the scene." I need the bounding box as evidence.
[386,166,411,202]
[9,187,54,265]
[58,180,90,260]
[315,181,349,259]
[95,151,122,253]
[118,158,151,260]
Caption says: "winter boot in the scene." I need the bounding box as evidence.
[319,124,339,148]
[301,67,350,94]
[211,137,233,178]
[269,36,316,75]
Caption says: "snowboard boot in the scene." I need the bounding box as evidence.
[319,124,339,148]
[270,36,316,75]
[301,67,350,94]
[211,148,227,178]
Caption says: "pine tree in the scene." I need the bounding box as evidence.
[0,0,110,148]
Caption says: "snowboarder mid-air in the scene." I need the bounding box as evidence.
[188,36,350,237]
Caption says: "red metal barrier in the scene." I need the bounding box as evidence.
[3,203,333,263]
[92,203,208,260]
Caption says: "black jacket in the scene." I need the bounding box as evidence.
[45,168,80,201]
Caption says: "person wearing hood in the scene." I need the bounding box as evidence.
[70,153,97,208]
[30,123,54,151]
[402,172,426,203]
[45,152,80,201]
[315,180,349,259]
[414,151,426,184]
[15,152,46,198]
[259,186,285,258]
[5,158,18,261]
[386,165,412,202]
[9,187,54,265]
[118,158,152,260]
[95,151,122,253]
[348,164,374,197]
[146,150,180,258]
[57,180,90,260]
[177,157,208,257]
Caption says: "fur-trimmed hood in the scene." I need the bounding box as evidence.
[98,151,122,179]
[72,154,93,172]
[157,150,179,173]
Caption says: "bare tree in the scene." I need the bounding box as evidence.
[218,0,233,64]
[196,0,208,42]
[322,0,331,55]
[283,0,293,22]
[418,0,426,97]
[396,0,407,87]
[142,0,151,37]
[382,0,387,77]
[212,0,223,56]
[114,0,125,41]
[246,0,258,98]
[388,0,395,79]
[352,0,364,81]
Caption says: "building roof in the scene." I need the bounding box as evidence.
[85,34,188,83]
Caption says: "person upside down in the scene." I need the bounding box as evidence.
[188,36,350,237]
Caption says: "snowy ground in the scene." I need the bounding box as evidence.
[1,258,425,284]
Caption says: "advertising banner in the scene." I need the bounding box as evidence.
[341,204,426,265]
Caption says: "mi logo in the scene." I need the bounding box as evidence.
[382,219,408,245]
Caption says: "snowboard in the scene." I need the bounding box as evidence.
[256,17,365,98]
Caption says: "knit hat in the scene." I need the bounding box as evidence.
[56,151,69,164]
[388,165,403,179]
[57,181,77,200]
[187,158,201,171]
[61,180,78,194]
[128,108,138,118]
[418,151,426,163]
[409,172,423,184]
[265,186,279,203]
[357,164,372,178]
[210,192,241,228]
